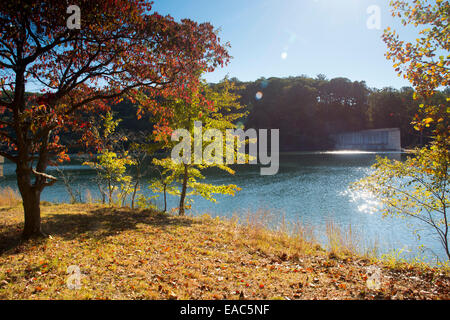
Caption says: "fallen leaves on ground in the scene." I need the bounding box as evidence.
[0,204,449,300]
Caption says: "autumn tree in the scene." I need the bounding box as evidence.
[382,0,449,145]
[128,133,155,210]
[354,0,449,260]
[82,112,135,205]
[0,0,229,238]
[353,146,449,260]
[147,79,246,215]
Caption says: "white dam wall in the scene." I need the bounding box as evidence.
[332,128,401,151]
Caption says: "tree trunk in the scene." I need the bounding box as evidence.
[178,164,188,216]
[21,189,43,239]
[108,179,113,205]
[163,184,167,213]
[12,52,47,240]
[17,168,44,239]
[131,167,141,209]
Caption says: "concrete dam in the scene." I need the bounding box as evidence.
[332,128,401,151]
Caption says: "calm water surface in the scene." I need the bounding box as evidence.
[0,152,445,262]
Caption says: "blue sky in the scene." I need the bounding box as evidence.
[152,0,421,89]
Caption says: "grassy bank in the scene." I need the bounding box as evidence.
[0,202,449,300]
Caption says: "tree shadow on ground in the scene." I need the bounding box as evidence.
[0,206,198,255]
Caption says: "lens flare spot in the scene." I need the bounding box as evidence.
[255,91,263,100]
[281,52,288,60]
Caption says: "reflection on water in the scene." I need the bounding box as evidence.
[343,188,382,215]
[0,152,445,262]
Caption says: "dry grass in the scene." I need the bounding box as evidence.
[326,221,360,258]
[0,203,449,300]
[236,209,318,257]
[84,190,93,204]
[0,187,21,207]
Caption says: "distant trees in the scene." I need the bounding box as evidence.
[237,75,444,151]
[367,87,422,146]
[110,74,448,152]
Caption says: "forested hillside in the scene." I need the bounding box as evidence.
[109,75,449,151]
[236,75,448,151]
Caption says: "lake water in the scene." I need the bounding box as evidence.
[0,152,446,262]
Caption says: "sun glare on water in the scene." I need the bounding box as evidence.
[321,150,376,155]
[342,177,382,215]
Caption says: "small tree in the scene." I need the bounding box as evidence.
[126,132,155,209]
[383,0,449,99]
[56,167,82,204]
[151,157,240,215]
[85,151,135,205]
[83,112,135,205]
[148,163,178,213]
[147,79,246,215]
[382,0,449,146]
[129,145,148,210]
[352,143,449,260]
[355,0,450,260]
